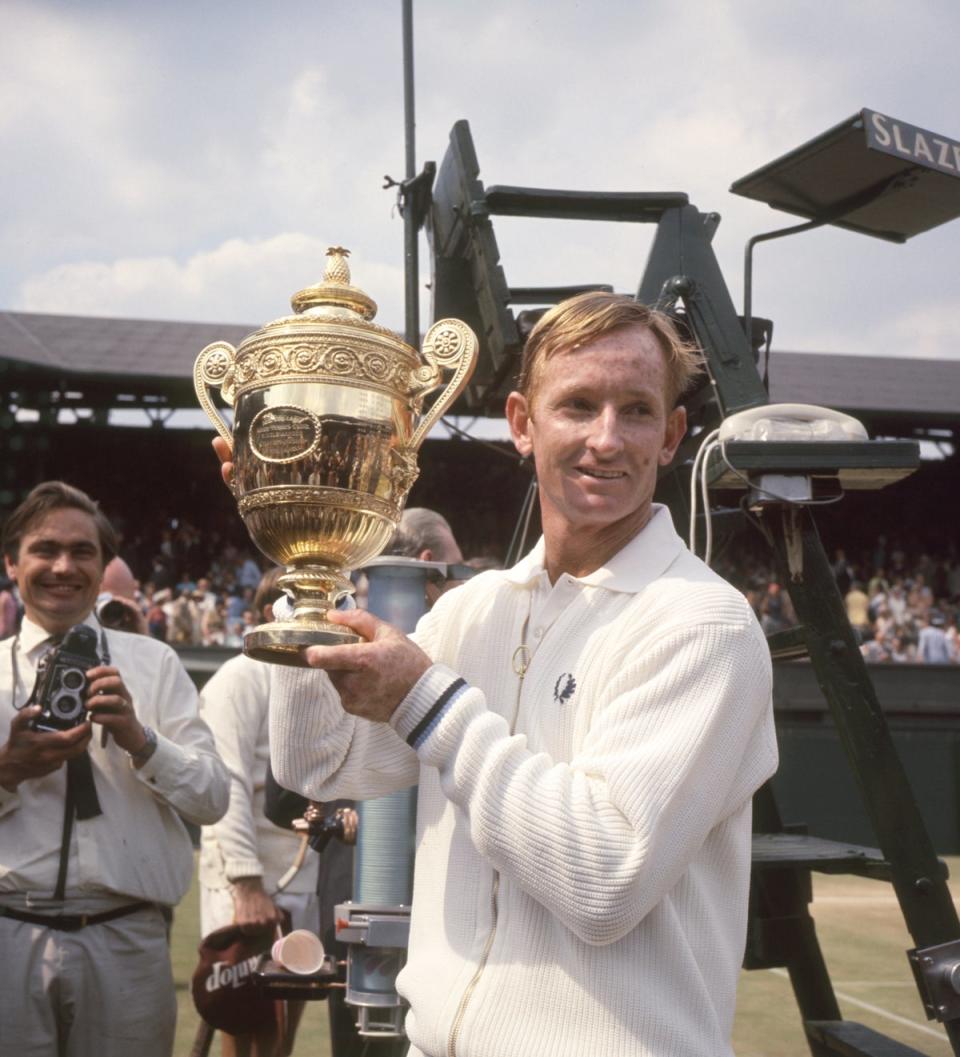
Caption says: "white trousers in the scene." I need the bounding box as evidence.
[0,905,175,1057]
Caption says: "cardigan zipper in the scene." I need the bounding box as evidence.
[447,608,530,1057]
[447,871,500,1057]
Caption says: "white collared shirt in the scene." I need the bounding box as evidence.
[508,504,685,655]
[0,614,228,910]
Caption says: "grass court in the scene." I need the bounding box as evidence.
[171,857,960,1056]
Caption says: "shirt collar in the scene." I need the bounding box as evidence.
[503,504,686,595]
[18,611,100,658]
[504,536,547,587]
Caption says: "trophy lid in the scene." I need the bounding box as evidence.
[289,246,378,321]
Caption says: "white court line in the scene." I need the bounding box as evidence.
[769,968,947,1042]
[813,896,903,904]
[833,981,918,988]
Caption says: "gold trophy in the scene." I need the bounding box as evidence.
[194,247,477,664]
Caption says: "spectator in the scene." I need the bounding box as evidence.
[193,576,217,616]
[201,600,228,647]
[227,585,255,625]
[946,615,960,663]
[146,588,170,642]
[861,635,892,663]
[867,568,889,603]
[168,589,201,646]
[907,576,933,619]
[918,613,951,664]
[0,481,228,1057]
[832,547,853,594]
[97,555,148,636]
[873,604,895,643]
[887,581,908,625]
[199,568,319,1057]
[889,633,916,664]
[845,582,871,638]
[236,551,262,591]
[0,575,18,640]
[758,581,794,636]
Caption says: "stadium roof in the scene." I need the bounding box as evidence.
[0,310,957,436]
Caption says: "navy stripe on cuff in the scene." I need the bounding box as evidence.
[407,677,467,749]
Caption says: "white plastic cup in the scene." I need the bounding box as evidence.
[271,929,325,974]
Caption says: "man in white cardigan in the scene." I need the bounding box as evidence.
[222,292,778,1057]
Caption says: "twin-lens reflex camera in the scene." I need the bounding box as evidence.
[30,624,100,733]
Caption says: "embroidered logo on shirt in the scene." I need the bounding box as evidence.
[553,673,577,705]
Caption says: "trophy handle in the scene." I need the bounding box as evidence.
[407,318,478,452]
[193,341,237,451]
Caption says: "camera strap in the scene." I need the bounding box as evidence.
[53,630,109,899]
[52,753,102,900]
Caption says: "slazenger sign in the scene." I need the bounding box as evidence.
[864,109,960,179]
[206,955,260,991]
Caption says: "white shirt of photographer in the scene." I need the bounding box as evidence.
[0,613,228,912]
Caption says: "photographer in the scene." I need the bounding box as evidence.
[0,481,229,1057]
[97,555,148,636]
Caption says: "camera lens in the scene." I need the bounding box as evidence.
[98,599,135,630]
[62,669,85,691]
[51,691,83,720]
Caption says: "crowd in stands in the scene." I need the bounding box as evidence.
[1,514,958,665]
[719,534,960,665]
[831,541,960,664]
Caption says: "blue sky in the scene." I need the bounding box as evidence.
[3,0,960,360]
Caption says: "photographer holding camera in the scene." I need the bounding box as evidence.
[97,555,149,636]
[0,481,229,1057]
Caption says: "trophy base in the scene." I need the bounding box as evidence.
[243,621,360,666]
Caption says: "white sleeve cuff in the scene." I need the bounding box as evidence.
[225,859,266,882]
[390,664,469,750]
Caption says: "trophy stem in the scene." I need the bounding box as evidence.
[243,564,360,665]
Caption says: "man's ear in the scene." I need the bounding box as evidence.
[3,553,17,583]
[658,405,687,467]
[505,391,534,458]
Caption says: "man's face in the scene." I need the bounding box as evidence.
[4,507,105,635]
[506,325,686,539]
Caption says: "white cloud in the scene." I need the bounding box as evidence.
[2,0,960,363]
[18,234,407,331]
[873,302,960,359]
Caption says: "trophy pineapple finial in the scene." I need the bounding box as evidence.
[324,246,351,285]
[291,245,377,320]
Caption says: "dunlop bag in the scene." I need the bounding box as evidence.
[191,915,290,1035]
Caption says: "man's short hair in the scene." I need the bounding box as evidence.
[395,508,459,562]
[516,291,702,409]
[2,481,118,566]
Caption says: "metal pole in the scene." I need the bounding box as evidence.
[742,218,824,346]
[402,0,419,348]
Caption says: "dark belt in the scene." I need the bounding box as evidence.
[0,901,153,931]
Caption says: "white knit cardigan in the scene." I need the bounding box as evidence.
[270,507,778,1057]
